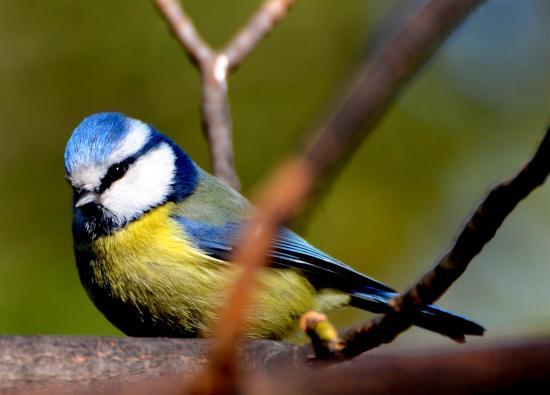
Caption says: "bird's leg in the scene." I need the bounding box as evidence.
[299,311,344,359]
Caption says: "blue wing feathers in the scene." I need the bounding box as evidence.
[174,216,395,293]
[174,216,485,338]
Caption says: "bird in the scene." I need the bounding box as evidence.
[64,112,484,341]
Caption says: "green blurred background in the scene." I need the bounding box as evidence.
[0,0,549,350]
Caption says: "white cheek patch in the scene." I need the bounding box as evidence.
[108,119,150,164]
[100,143,176,222]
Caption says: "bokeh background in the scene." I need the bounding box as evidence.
[0,0,549,351]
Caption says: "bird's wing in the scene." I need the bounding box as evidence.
[174,216,395,294]
[174,216,487,338]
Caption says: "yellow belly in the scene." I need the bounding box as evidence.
[86,203,348,339]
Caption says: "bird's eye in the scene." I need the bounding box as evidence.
[100,160,132,191]
[108,164,127,181]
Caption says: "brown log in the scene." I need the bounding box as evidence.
[2,336,550,394]
[0,336,292,394]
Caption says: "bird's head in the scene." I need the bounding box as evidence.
[64,112,198,238]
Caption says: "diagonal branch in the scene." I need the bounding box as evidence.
[154,0,213,65]
[154,0,297,190]
[337,126,550,359]
[224,0,297,71]
[402,129,550,307]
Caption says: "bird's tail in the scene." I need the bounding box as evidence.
[349,287,485,340]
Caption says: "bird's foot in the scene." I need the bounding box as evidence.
[299,311,344,359]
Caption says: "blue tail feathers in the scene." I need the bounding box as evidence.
[349,287,485,340]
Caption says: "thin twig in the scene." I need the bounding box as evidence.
[192,0,487,392]
[154,0,297,190]
[403,130,550,306]
[303,0,485,175]
[336,126,550,359]
[224,0,297,71]
[154,0,212,65]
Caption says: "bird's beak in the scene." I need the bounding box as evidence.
[75,191,99,208]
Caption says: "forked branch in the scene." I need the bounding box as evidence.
[224,0,296,70]
[154,0,297,189]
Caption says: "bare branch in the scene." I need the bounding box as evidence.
[303,0,485,175]
[403,128,550,306]
[336,126,550,359]
[154,0,213,65]
[224,0,297,71]
[154,0,297,190]
[200,54,240,190]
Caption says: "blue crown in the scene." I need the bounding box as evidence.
[64,112,134,174]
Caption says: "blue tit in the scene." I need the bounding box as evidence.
[64,112,484,340]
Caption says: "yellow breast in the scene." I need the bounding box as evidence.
[91,203,221,285]
[90,203,225,335]
[88,202,330,339]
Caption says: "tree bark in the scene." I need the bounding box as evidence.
[2,336,550,394]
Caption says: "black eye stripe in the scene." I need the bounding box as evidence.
[96,138,162,193]
[99,157,135,192]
